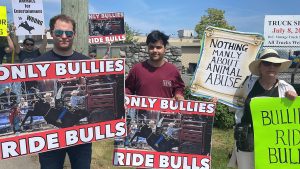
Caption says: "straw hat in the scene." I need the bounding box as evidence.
[249,48,291,76]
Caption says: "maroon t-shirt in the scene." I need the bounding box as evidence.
[125,60,185,98]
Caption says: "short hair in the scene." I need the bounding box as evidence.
[23,38,35,45]
[49,14,76,32]
[146,30,169,47]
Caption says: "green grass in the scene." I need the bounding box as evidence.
[211,128,234,169]
[91,140,132,169]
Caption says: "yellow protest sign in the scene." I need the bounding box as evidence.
[0,6,8,36]
[251,97,300,169]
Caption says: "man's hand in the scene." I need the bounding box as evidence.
[174,94,184,101]
[285,90,298,100]
[210,97,218,103]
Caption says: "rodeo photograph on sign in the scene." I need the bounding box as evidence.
[0,59,126,159]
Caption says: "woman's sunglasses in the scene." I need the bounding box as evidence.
[53,29,74,38]
[261,61,281,67]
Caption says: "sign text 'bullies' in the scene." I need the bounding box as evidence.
[0,59,124,83]
[114,149,210,169]
[0,119,125,160]
[251,97,300,169]
[125,95,215,115]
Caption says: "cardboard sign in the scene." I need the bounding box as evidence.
[190,26,264,108]
[89,12,126,44]
[12,0,45,35]
[0,59,125,159]
[264,15,300,48]
[0,6,8,37]
[251,97,300,169]
[114,95,216,169]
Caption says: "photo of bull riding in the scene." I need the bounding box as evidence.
[0,74,124,136]
[89,17,125,36]
[115,109,213,155]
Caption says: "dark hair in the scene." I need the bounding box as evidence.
[146,30,169,47]
[49,14,76,32]
[23,38,35,45]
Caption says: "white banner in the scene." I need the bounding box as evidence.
[264,15,300,48]
[12,0,45,35]
[190,27,264,108]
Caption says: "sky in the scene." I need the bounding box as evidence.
[1,0,300,37]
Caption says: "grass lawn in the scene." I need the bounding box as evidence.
[211,128,234,169]
[90,127,234,169]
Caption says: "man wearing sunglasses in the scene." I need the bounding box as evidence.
[33,14,91,169]
[11,27,47,63]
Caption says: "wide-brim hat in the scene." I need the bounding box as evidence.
[249,48,291,76]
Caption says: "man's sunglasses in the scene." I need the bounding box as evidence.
[261,61,281,67]
[53,30,74,37]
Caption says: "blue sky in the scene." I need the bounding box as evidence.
[1,0,300,37]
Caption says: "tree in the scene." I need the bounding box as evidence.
[124,22,140,43]
[195,8,236,39]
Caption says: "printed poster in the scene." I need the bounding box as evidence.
[0,59,125,160]
[12,0,45,35]
[251,97,300,169]
[89,12,126,44]
[190,26,264,108]
[113,95,215,169]
[0,6,8,37]
[264,15,300,48]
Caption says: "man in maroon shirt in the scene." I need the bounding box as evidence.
[125,30,185,100]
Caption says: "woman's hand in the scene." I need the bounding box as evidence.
[285,90,298,100]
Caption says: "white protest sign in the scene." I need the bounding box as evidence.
[12,0,45,35]
[264,15,300,48]
[191,26,264,108]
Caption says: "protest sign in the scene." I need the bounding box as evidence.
[114,95,216,169]
[0,6,8,37]
[89,12,126,44]
[0,59,125,159]
[12,0,45,35]
[190,26,264,108]
[251,97,300,169]
[264,15,300,48]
